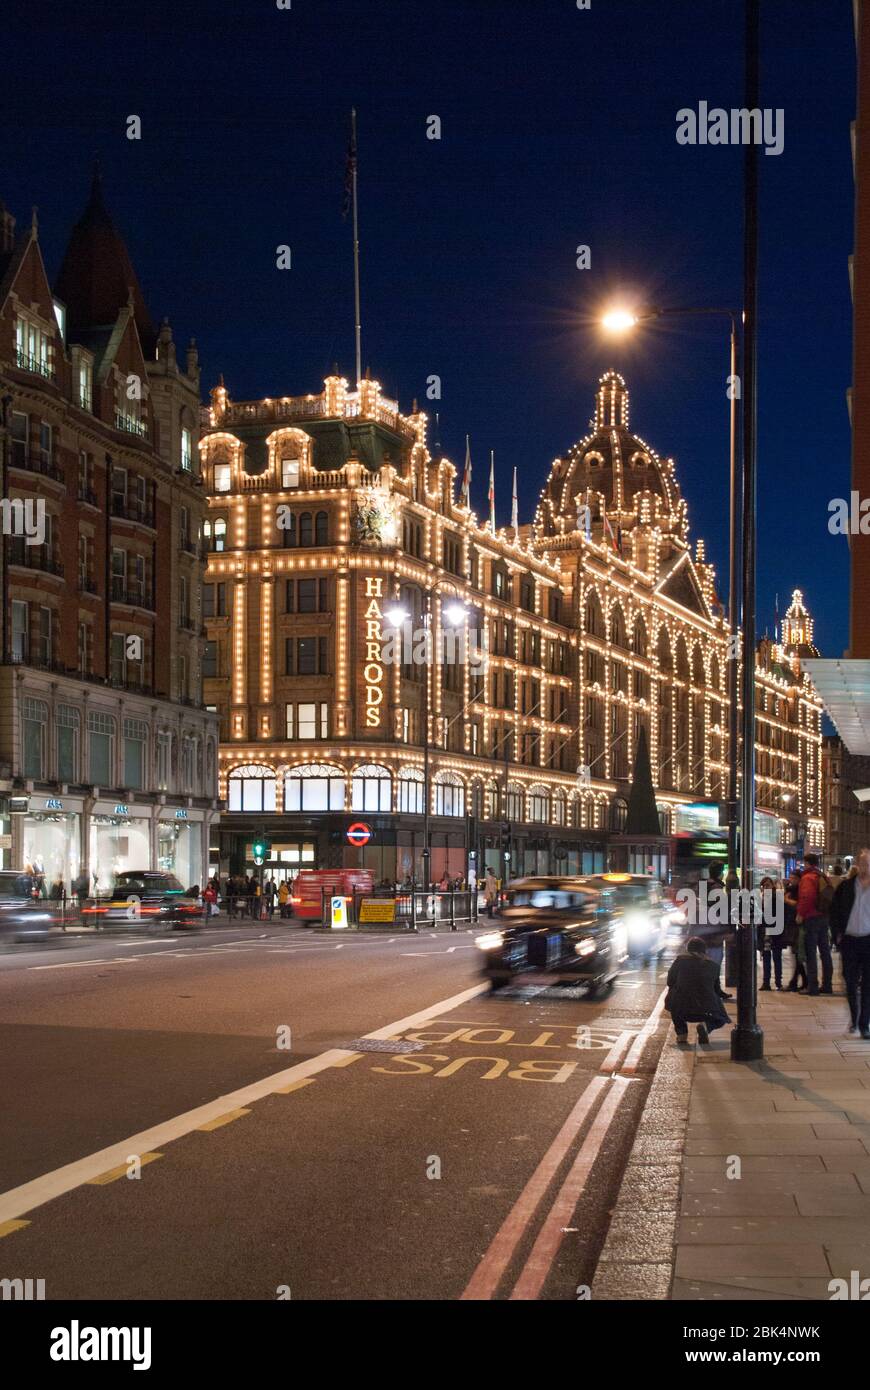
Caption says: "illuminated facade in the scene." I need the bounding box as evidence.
[202,368,823,883]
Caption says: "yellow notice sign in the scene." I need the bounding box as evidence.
[359,898,396,924]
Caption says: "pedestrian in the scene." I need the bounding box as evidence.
[264,876,277,918]
[246,875,258,919]
[278,879,290,918]
[484,867,498,918]
[796,852,834,996]
[829,861,847,894]
[203,880,218,919]
[49,873,65,902]
[665,936,731,1045]
[74,870,89,915]
[693,861,734,1000]
[758,875,785,991]
[831,847,870,1038]
[438,871,450,892]
[784,870,808,991]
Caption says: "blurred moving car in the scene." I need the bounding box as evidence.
[476,876,628,996]
[581,873,669,962]
[83,871,201,929]
[0,870,54,940]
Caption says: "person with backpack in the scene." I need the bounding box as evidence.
[797,852,834,996]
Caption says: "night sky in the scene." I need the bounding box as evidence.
[0,0,856,657]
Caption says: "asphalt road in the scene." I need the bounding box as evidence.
[0,927,668,1300]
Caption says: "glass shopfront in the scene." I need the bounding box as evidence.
[20,811,80,894]
[158,818,203,888]
[89,811,150,895]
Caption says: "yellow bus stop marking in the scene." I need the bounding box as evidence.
[197,1108,251,1132]
[87,1153,163,1185]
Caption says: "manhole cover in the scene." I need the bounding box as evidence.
[341,1038,424,1054]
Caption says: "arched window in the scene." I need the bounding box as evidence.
[352,763,392,812]
[692,645,705,687]
[471,780,484,818]
[434,771,465,817]
[485,780,499,819]
[284,763,345,811]
[280,510,296,547]
[657,627,672,672]
[610,603,628,649]
[228,763,276,812]
[552,790,566,826]
[632,615,648,658]
[204,518,226,552]
[299,512,313,547]
[584,590,603,637]
[528,784,549,823]
[506,782,524,821]
[315,511,328,545]
[610,796,628,831]
[398,769,425,815]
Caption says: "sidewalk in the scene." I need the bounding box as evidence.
[594,969,870,1301]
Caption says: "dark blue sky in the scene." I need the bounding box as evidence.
[0,0,855,656]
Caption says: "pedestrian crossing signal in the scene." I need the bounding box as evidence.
[252,837,269,866]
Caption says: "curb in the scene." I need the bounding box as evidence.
[591,1018,694,1300]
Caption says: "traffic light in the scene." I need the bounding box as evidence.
[252,837,269,866]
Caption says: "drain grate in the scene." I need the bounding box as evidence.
[341,1038,425,1054]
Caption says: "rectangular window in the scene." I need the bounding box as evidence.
[78,623,90,675]
[78,359,92,411]
[281,459,300,488]
[297,579,317,612]
[39,422,52,469]
[57,706,79,782]
[88,713,115,786]
[214,463,231,493]
[11,412,28,468]
[180,577,190,628]
[11,600,28,662]
[181,427,193,472]
[203,640,218,679]
[202,584,214,619]
[123,719,147,790]
[23,698,47,779]
[297,637,317,675]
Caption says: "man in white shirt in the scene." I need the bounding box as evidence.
[831,849,870,1038]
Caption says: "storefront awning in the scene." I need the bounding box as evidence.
[803,659,870,755]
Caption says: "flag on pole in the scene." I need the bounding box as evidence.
[342,109,357,220]
[460,435,472,507]
[774,592,780,642]
[583,488,592,542]
[488,451,496,534]
[602,509,618,553]
[511,466,518,535]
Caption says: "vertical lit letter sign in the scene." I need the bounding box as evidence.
[363,575,385,728]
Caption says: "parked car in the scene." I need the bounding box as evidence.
[580,873,669,962]
[0,870,54,941]
[83,872,201,930]
[476,876,628,996]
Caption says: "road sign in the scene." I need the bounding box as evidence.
[346,822,371,847]
[331,895,348,929]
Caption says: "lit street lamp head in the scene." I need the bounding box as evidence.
[384,606,409,628]
[601,308,639,334]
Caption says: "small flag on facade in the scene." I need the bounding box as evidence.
[461,435,472,506]
[511,466,519,535]
[488,451,496,534]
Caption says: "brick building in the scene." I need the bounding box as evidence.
[0,175,219,890]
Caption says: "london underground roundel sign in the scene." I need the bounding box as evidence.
[347,822,372,847]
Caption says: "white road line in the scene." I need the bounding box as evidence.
[619,988,667,1074]
[0,981,487,1226]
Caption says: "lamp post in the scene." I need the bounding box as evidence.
[385,591,466,889]
[602,303,741,884]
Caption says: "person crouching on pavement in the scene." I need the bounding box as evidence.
[830,848,870,1039]
[665,936,731,1046]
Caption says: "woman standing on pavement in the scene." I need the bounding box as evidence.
[759,875,785,991]
[784,870,808,992]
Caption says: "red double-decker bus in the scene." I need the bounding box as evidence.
[291,869,374,921]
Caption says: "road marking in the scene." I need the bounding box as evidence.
[509,1076,633,1300]
[0,981,488,1227]
[273,1078,316,1095]
[598,1030,637,1074]
[460,1076,609,1300]
[197,1108,252,1132]
[0,1219,30,1239]
[620,989,667,1074]
[87,1153,163,1185]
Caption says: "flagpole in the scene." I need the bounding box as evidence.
[489,451,496,534]
[511,466,519,537]
[351,107,362,385]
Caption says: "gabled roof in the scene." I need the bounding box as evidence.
[54,170,155,356]
[655,551,711,621]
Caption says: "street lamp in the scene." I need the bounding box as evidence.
[600,301,742,887]
[385,590,467,890]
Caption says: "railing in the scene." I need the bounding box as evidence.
[115,411,148,438]
[15,349,55,381]
[9,452,64,483]
[7,541,64,576]
[78,486,98,507]
[312,887,479,931]
[111,496,155,527]
[79,576,97,594]
[110,578,154,609]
